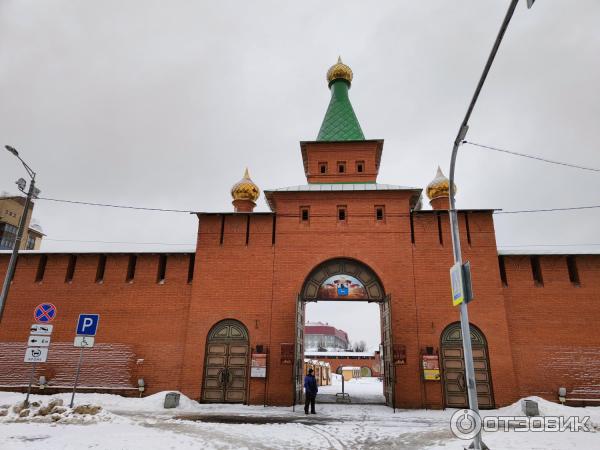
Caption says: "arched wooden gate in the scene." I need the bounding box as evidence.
[202,319,249,403]
[440,322,494,409]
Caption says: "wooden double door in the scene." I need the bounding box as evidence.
[440,323,494,409]
[202,320,249,403]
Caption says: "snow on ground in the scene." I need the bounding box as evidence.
[318,376,386,404]
[1,391,599,449]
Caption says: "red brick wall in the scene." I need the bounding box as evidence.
[179,213,276,404]
[410,211,519,408]
[1,204,599,408]
[0,252,192,395]
[502,254,600,401]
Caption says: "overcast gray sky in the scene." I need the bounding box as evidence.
[1,1,599,346]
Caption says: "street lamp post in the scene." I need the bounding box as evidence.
[0,145,39,322]
[448,1,534,449]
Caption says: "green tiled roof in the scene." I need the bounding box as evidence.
[316,79,365,141]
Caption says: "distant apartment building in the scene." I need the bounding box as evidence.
[304,322,349,350]
[0,195,44,250]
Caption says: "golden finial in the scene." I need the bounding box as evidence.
[231,168,260,202]
[426,166,457,200]
[326,56,353,86]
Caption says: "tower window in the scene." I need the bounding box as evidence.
[300,207,310,222]
[531,256,543,287]
[356,161,365,173]
[337,161,346,174]
[375,206,385,221]
[319,162,328,174]
[566,256,580,286]
[337,206,347,222]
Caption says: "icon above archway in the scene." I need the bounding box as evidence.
[317,274,368,299]
[301,259,384,301]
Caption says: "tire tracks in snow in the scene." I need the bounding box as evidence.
[301,423,345,450]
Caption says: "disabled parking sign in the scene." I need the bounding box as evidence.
[76,314,100,336]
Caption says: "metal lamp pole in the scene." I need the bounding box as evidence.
[0,145,38,322]
[448,1,534,449]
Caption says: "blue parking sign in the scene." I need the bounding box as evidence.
[76,314,100,336]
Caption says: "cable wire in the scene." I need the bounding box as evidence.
[34,196,600,216]
[38,197,194,213]
[463,140,600,173]
[495,205,600,214]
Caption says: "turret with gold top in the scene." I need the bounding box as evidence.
[317,57,364,141]
[231,168,260,212]
[426,166,456,210]
[326,56,353,87]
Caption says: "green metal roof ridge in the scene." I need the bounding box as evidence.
[317,79,365,141]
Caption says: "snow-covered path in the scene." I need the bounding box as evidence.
[317,376,386,404]
[1,391,599,449]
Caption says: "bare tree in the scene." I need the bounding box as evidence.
[352,340,367,352]
[317,340,327,352]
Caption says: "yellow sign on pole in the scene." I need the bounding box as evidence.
[450,262,464,306]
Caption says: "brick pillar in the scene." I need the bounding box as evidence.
[429,196,449,210]
[232,199,256,212]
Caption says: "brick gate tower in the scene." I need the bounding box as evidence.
[2,59,598,409]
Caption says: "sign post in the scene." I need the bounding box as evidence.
[70,314,99,408]
[25,304,56,404]
[24,362,37,406]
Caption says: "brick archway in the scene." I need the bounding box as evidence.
[294,258,394,407]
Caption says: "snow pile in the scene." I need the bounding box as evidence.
[0,397,114,424]
[0,391,201,416]
[482,395,600,429]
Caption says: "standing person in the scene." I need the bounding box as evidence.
[304,368,318,414]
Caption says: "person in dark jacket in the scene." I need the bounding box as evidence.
[304,368,318,414]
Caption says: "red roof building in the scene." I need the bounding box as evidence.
[304,322,349,350]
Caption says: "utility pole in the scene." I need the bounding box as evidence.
[448,1,535,449]
[0,145,39,322]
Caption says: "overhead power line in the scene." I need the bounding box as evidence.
[34,197,600,216]
[38,196,194,213]
[496,205,600,214]
[463,141,600,173]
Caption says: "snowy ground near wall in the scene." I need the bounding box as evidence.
[318,376,386,404]
[0,391,599,449]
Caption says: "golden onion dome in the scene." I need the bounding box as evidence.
[231,168,260,202]
[426,166,457,200]
[326,56,353,86]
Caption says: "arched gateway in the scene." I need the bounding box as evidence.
[295,259,395,407]
[440,322,494,409]
[202,319,250,403]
